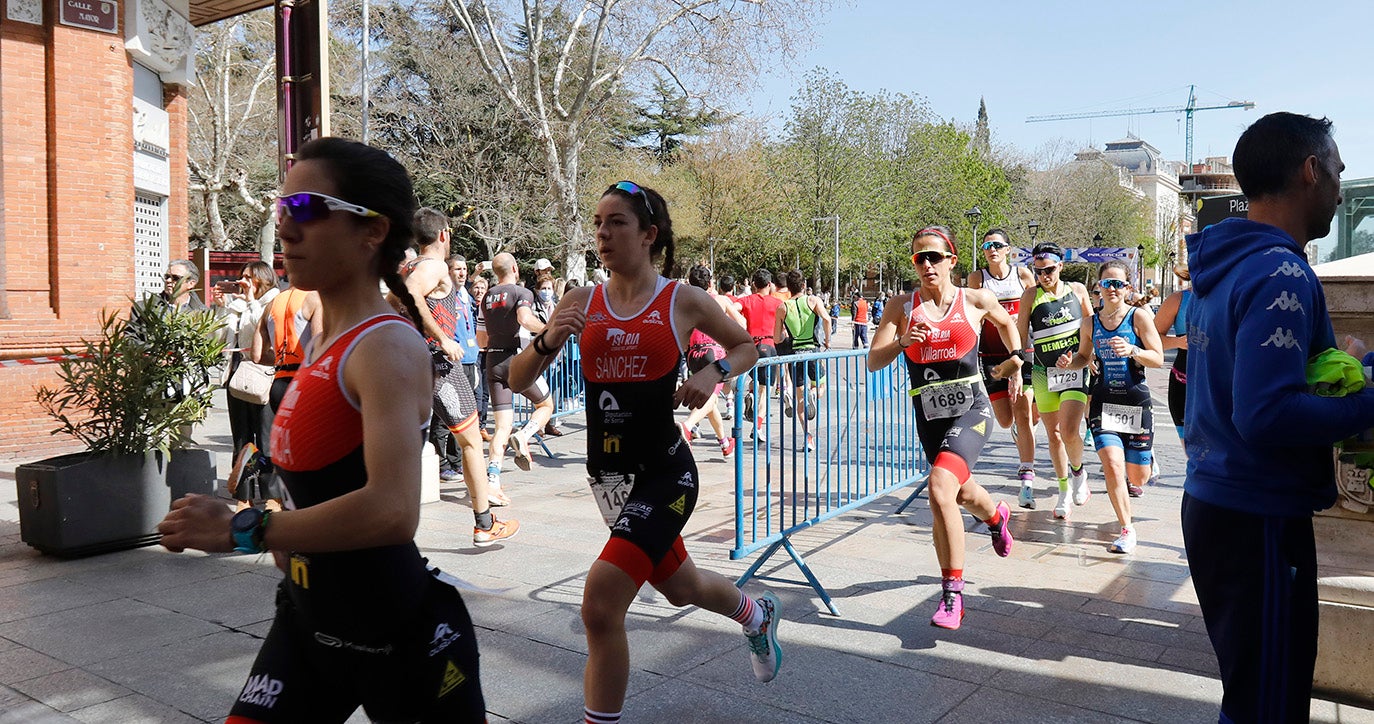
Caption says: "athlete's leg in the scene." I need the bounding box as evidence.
[1012,392,1037,466]
[683,391,718,431]
[989,396,1014,429]
[652,552,751,617]
[1039,408,1069,479]
[927,467,967,573]
[1058,398,1087,471]
[1096,440,1131,529]
[488,408,514,469]
[581,560,640,716]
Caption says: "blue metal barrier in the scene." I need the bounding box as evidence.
[731,348,928,615]
[513,340,586,456]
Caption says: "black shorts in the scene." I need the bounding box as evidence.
[485,348,550,411]
[228,574,485,723]
[752,342,777,386]
[914,391,993,475]
[685,343,722,373]
[789,350,823,386]
[588,442,697,584]
[979,354,1031,401]
[1168,349,1188,430]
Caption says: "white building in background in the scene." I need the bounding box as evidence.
[1076,135,1195,285]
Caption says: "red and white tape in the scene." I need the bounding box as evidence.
[0,354,89,368]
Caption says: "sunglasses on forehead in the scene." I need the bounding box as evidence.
[275,192,382,224]
[912,250,956,266]
[613,181,654,217]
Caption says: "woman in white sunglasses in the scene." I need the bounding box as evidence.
[1056,261,1164,554]
[159,138,488,721]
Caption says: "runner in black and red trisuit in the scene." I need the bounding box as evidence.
[508,181,778,724]
[159,138,488,722]
[868,225,1024,632]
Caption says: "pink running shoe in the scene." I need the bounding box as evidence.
[930,580,965,630]
[721,437,736,457]
[988,502,1013,557]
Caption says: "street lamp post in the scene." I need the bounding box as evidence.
[964,206,983,271]
[706,237,726,275]
[813,216,840,300]
[1027,220,1039,243]
[1137,243,1147,290]
[361,0,370,143]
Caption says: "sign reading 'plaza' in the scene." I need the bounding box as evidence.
[60,0,118,33]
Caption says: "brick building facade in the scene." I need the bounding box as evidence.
[1,0,193,459]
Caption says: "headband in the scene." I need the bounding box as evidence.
[916,227,957,255]
[1034,252,1063,263]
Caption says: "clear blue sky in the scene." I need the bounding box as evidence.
[744,0,1374,180]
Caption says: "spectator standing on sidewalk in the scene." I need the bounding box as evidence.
[1183,112,1374,723]
[158,137,489,720]
[507,181,777,724]
[216,261,281,512]
[851,293,869,348]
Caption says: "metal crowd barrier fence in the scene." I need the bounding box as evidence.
[731,348,928,615]
[512,339,586,455]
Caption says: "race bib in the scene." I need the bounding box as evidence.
[589,472,632,527]
[1101,402,1145,434]
[1047,366,1084,392]
[920,380,975,420]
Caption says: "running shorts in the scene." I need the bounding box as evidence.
[433,363,478,434]
[914,390,993,484]
[752,342,777,387]
[1088,386,1153,466]
[485,348,551,412]
[588,442,697,588]
[227,573,484,722]
[1031,365,1090,414]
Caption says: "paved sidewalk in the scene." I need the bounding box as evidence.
[0,364,1371,722]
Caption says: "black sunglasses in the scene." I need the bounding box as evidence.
[1032,265,1059,276]
[164,273,186,282]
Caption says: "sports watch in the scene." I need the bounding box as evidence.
[230,507,271,554]
[711,358,732,381]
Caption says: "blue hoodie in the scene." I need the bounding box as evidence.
[1184,217,1374,516]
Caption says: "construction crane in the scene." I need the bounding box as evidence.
[1026,85,1256,164]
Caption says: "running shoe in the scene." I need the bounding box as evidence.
[753,417,767,443]
[1053,490,1072,520]
[1127,482,1144,498]
[782,390,795,418]
[1018,485,1036,510]
[228,443,260,498]
[473,517,520,547]
[930,582,965,630]
[440,467,462,483]
[1071,467,1090,505]
[804,388,817,420]
[1108,527,1137,554]
[987,502,1013,557]
[721,437,736,458]
[743,391,754,421]
[678,421,694,444]
[511,432,533,472]
[721,399,733,420]
[744,592,782,683]
[804,434,815,453]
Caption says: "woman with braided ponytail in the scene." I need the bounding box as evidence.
[158,138,488,721]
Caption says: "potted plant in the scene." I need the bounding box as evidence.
[16,290,226,556]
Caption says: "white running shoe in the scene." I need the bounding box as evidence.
[782,390,795,418]
[1053,490,1072,520]
[1109,527,1137,554]
[1070,467,1090,506]
[1017,484,1036,510]
[745,592,782,683]
[511,432,533,472]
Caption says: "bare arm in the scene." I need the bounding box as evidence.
[867,295,913,371]
[1154,291,1187,351]
[773,303,787,349]
[508,287,589,391]
[674,285,757,410]
[392,259,462,360]
[1127,306,1165,368]
[516,305,546,334]
[810,296,832,347]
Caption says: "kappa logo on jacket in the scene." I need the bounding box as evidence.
[1269,261,1307,279]
[1265,291,1305,313]
[1260,327,1300,350]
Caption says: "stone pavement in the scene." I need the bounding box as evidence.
[1,358,1372,723]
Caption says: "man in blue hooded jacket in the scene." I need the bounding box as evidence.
[1183,112,1374,723]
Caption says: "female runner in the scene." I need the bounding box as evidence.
[966,229,1039,507]
[868,226,1023,630]
[680,264,747,458]
[1016,241,1095,520]
[1057,261,1164,554]
[507,181,778,724]
[158,138,486,721]
[1154,262,1192,451]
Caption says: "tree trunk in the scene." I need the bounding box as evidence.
[258,218,274,262]
[205,190,229,250]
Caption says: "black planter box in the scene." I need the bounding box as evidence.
[15,452,172,557]
[167,447,217,499]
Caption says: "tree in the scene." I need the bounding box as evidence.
[974,96,990,157]
[627,74,723,164]
[442,0,832,282]
[187,10,279,251]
